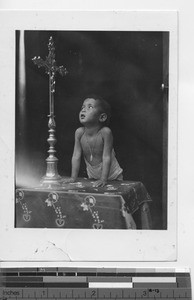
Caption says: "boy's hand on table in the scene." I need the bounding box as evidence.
[93,179,107,187]
[62,177,76,184]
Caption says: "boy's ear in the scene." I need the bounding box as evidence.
[99,113,107,123]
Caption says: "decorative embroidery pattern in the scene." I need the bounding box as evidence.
[45,192,66,227]
[81,195,104,229]
[16,189,32,222]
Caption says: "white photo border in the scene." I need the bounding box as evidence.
[0,10,177,261]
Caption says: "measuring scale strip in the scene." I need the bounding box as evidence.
[0,268,192,300]
[0,287,192,299]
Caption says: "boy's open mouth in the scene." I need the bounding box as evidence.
[80,113,85,119]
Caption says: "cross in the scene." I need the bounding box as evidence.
[31,36,68,187]
[32,36,68,116]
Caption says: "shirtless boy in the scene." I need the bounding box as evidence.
[65,95,136,229]
[66,95,123,187]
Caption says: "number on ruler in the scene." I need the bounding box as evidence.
[143,290,147,297]
[91,290,96,297]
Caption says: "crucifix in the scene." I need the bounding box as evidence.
[32,36,68,187]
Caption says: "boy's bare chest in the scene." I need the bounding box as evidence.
[80,134,104,156]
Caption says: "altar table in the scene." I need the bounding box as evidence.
[15,178,152,229]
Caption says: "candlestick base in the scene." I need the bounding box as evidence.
[40,158,63,189]
[40,176,63,189]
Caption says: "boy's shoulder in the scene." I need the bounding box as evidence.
[100,126,112,135]
[75,127,85,138]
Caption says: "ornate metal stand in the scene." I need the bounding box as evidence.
[32,37,68,188]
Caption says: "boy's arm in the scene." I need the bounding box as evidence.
[93,127,113,187]
[65,128,83,182]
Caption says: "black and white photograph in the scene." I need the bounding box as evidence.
[15,30,168,230]
[0,11,177,261]
[2,0,194,293]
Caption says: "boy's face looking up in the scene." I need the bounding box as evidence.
[79,98,107,126]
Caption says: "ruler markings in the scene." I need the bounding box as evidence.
[0,298,190,300]
[174,288,192,298]
[0,268,191,300]
[0,289,191,300]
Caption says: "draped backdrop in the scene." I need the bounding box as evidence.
[15,30,169,229]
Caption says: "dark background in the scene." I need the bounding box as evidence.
[16,30,169,229]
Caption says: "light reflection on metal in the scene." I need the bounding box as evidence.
[32,36,68,187]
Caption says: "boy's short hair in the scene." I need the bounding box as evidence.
[85,94,111,125]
